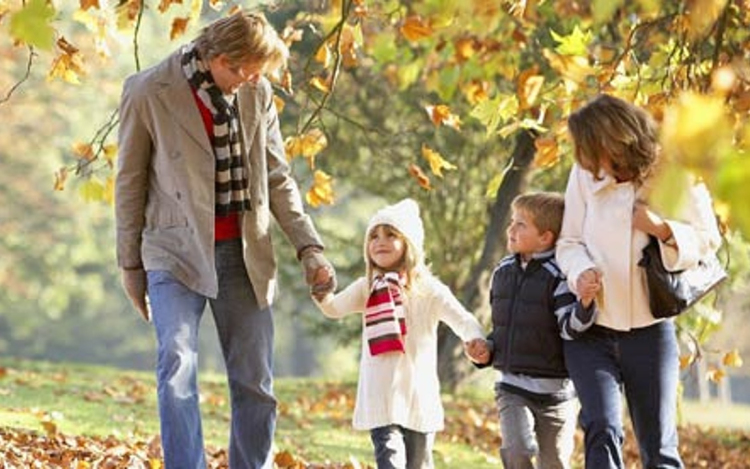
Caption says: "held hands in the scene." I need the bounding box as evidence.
[120,268,150,322]
[577,268,602,309]
[300,247,337,301]
[465,338,491,365]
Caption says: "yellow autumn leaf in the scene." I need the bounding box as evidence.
[310,76,331,93]
[533,136,559,169]
[104,175,115,205]
[425,104,461,130]
[461,79,489,105]
[542,48,595,85]
[315,43,332,67]
[273,95,285,115]
[54,167,68,192]
[103,143,117,166]
[48,37,86,84]
[189,0,200,22]
[115,0,140,30]
[679,354,695,370]
[400,15,432,42]
[170,17,189,40]
[72,142,95,161]
[421,144,457,178]
[39,411,63,437]
[80,0,99,10]
[306,170,335,207]
[517,68,544,109]
[706,366,725,383]
[158,0,182,13]
[80,178,106,202]
[454,37,476,62]
[284,129,328,168]
[408,163,432,190]
[722,349,743,368]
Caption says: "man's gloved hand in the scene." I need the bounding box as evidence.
[120,268,150,322]
[300,247,337,301]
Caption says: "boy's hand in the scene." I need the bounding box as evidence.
[465,338,490,365]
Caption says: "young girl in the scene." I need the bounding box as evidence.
[313,198,485,469]
[556,94,722,468]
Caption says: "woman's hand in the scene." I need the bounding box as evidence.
[633,200,672,242]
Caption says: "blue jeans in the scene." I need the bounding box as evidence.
[564,322,683,469]
[495,385,577,469]
[370,425,434,469]
[147,239,276,469]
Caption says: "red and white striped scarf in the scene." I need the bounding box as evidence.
[365,272,407,356]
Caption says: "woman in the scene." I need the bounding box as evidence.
[555,94,722,468]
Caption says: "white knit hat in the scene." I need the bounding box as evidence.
[365,198,425,264]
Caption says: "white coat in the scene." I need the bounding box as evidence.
[556,164,722,331]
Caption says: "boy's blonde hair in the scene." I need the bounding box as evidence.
[195,11,288,73]
[511,192,565,242]
[567,94,659,185]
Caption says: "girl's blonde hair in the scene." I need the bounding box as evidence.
[195,11,288,73]
[365,224,426,290]
[567,94,659,185]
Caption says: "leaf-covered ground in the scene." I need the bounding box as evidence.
[1,360,749,468]
[3,396,750,468]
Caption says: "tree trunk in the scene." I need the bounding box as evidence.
[437,129,538,390]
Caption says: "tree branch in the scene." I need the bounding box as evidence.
[0,46,36,105]
[299,0,353,134]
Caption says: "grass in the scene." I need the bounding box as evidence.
[0,357,500,468]
[1,357,748,468]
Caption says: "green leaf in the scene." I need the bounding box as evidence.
[470,94,518,138]
[550,25,592,56]
[592,0,624,23]
[9,0,56,51]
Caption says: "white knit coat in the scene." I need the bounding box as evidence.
[315,275,485,432]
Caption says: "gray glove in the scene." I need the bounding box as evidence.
[120,268,150,322]
[300,248,337,300]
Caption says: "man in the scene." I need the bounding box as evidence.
[115,11,336,468]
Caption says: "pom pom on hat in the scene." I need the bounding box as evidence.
[366,198,425,261]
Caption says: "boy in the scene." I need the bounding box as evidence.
[466,192,599,469]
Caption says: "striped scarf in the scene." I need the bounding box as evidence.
[365,272,407,356]
[181,43,251,216]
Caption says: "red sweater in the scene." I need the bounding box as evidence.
[192,88,241,241]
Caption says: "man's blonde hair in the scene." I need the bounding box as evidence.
[195,11,288,73]
[512,192,565,241]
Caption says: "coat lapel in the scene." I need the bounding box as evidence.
[237,83,263,152]
[154,52,213,156]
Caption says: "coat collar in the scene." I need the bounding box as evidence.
[153,51,213,156]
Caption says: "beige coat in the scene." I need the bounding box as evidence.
[115,50,323,307]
